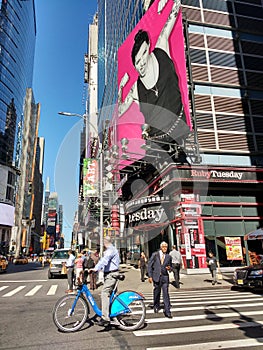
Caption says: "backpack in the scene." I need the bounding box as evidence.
[83,256,95,269]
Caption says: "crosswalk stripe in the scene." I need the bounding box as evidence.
[144,296,263,306]
[0,280,47,283]
[134,320,263,336]
[164,294,260,302]
[146,337,263,350]
[2,286,26,297]
[47,285,58,295]
[142,291,256,299]
[146,309,263,323]
[0,286,9,291]
[25,285,43,296]
[142,290,242,296]
[146,301,263,314]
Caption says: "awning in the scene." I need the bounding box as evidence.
[0,203,15,227]
[244,228,263,241]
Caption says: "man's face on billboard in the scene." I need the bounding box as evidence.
[134,41,150,77]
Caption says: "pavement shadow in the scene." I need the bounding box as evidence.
[203,278,222,286]
[230,306,263,343]
[204,305,223,322]
[170,281,183,289]
[231,285,263,295]
[4,262,49,275]
[204,304,263,344]
[223,274,235,286]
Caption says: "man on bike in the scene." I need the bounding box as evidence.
[90,236,120,327]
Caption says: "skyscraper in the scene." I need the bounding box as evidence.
[0,0,36,165]
[0,0,36,254]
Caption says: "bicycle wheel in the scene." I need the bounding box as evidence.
[114,299,146,331]
[53,294,89,332]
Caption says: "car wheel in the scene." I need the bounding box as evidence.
[48,270,53,279]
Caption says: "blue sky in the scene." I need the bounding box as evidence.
[33,0,97,246]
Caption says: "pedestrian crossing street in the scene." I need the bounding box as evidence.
[134,289,263,350]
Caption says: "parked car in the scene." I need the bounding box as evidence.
[48,248,74,279]
[0,255,8,272]
[13,255,28,265]
[233,264,263,289]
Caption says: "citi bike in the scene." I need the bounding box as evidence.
[52,272,146,332]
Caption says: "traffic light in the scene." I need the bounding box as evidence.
[28,181,32,194]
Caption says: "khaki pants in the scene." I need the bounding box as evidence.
[101,271,119,321]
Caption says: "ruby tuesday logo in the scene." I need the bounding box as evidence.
[191,169,243,180]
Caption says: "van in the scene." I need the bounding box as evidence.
[48,248,74,279]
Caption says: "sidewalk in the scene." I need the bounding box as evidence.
[111,264,235,294]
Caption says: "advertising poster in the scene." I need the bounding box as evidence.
[184,232,191,259]
[225,237,243,260]
[83,158,98,197]
[116,0,191,165]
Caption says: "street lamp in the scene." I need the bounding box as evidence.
[58,111,97,158]
[58,111,104,258]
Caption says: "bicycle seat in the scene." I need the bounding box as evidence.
[114,274,125,281]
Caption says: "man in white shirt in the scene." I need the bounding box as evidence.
[65,249,75,293]
[169,245,182,288]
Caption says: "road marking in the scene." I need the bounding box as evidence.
[142,290,241,295]
[146,337,263,349]
[0,286,8,291]
[145,310,263,323]
[25,285,43,296]
[134,320,263,336]
[144,296,263,307]
[2,286,26,297]
[145,301,263,314]
[0,280,47,283]
[47,285,58,295]
[167,294,261,301]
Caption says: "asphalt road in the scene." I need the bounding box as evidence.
[1,262,263,350]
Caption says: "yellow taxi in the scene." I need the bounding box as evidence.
[0,255,8,272]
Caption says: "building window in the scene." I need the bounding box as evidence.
[6,186,14,202]
[7,171,15,186]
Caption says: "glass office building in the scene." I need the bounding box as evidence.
[0,0,36,165]
[97,0,144,127]
[0,0,36,254]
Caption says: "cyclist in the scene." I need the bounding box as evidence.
[90,236,120,327]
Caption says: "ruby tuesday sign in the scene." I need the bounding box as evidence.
[191,169,243,180]
[171,166,263,182]
[126,196,170,226]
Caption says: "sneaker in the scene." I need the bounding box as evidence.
[65,289,74,293]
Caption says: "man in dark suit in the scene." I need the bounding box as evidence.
[148,241,173,318]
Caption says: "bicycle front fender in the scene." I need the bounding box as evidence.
[110,290,144,317]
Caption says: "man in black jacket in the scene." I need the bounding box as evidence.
[148,241,173,318]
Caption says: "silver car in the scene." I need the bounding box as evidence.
[48,249,73,279]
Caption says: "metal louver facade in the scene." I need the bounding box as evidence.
[182,0,263,160]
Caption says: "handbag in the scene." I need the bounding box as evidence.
[61,264,67,275]
[217,270,223,280]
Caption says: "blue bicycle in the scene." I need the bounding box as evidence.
[52,273,146,332]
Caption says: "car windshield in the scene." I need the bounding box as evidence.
[52,251,68,259]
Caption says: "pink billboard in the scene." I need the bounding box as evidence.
[116,0,191,164]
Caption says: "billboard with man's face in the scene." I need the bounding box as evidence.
[116,0,191,164]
